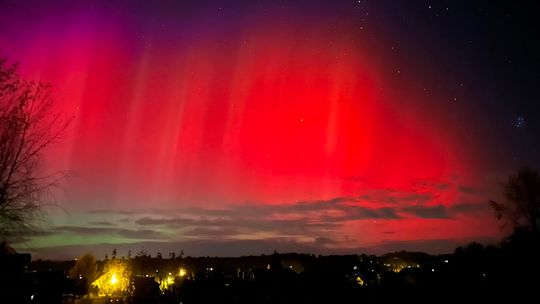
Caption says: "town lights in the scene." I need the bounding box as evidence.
[92,260,131,297]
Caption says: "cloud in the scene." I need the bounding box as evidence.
[314,237,338,246]
[356,189,436,205]
[54,226,118,235]
[135,216,234,228]
[116,229,165,239]
[132,198,400,240]
[411,179,451,191]
[88,209,137,215]
[67,182,470,252]
[399,193,436,204]
[458,186,478,194]
[135,217,188,226]
[52,226,166,240]
[437,183,451,190]
[181,227,243,238]
[135,214,338,240]
[340,206,400,220]
[357,238,500,255]
[401,205,449,219]
[450,203,489,215]
[82,191,460,247]
[8,230,57,244]
[87,221,116,226]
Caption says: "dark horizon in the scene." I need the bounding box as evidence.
[1,0,540,260]
[20,236,501,261]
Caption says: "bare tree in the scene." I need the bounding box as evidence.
[69,253,97,290]
[490,168,540,235]
[0,57,71,239]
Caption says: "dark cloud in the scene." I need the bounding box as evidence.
[411,179,451,191]
[458,186,478,194]
[437,183,451,190]
[401,205,449,219]
[357,239,482,255]
[133,200,399,239]
[450,203,489,215]
[10,237,33,244]
[399,193,435,204]
[52,226,166,240]
[54,226,118,235]
[135,217,186,226]
[89,185,444,223]
[116,229,165,239]
[87,221,116,226]
[76,189,460,247]
[181,227,243,238]
[279,196,356,212]
[356,189,436,205]
[88,209,137,215]
[85,192,459,246]
[314,237,338,246]
[135,217,233,228]
[342,206,400,220]
[8,230,57,244]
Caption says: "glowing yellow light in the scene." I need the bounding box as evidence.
[179,268,187,277]
[159,275,175,292]
[356,276,364,286]
[92,260,131,297]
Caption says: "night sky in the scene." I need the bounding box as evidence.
[1,0,539,260]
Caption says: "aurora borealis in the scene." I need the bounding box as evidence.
[1,0,539,259]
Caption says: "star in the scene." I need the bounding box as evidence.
[515,116,525,128]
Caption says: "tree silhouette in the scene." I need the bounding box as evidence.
[69,253,97,290]
[0,57,71,239]
[490,168,540,235]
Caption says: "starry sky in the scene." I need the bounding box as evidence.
[1,0,539,259]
